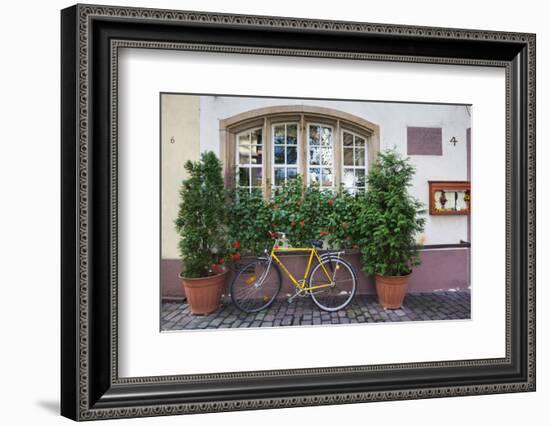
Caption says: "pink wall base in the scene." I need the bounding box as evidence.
[162,248,470,301]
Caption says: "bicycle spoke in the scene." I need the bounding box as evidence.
[231,259,282,313]
[309,257,357,312]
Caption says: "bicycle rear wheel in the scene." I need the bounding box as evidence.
[308,257,357,312]
[230,258,282,313]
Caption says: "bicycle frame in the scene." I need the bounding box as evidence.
[231,234,356,312]
[267,244,334,292]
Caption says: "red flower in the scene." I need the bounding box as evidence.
[218,257,225,264]
[233,241,240,249]
[299,220,305,227]
[346,235,351,241]
[234,252,241,261]
[328,198,334,206]
[271,223,276,228]
[341,222,348,229]
[268,231,276,238]
[320,230,329,236]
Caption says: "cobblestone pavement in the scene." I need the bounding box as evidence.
[161,291,470,331]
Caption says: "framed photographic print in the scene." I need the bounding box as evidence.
[61,4,536,421]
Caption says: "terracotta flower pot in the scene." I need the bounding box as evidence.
[181,267,229,315]
[375,273,411,309]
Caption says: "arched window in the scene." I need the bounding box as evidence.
[220,105,380,196]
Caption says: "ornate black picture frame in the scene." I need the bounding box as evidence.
[61,4,536,421]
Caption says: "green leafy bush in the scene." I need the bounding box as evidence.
[358,149,425,276]
[298,182,333,245]
[269,176,333,247]
[175,151,227,278]
[175,150,424,272]
[270,176,308,246]
[232,176,362,251]
[325,187,363,250]
[227,188,273,256]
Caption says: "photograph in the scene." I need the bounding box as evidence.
[160,94,472,331]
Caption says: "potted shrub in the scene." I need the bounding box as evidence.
[175,151,229,315]
[359,149,425,309]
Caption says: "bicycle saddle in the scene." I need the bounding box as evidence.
[306,239,323,248]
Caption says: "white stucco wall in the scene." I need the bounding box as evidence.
[198,96,471,245]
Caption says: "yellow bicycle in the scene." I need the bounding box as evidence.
[230,232,357,313]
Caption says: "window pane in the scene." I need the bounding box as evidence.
[274,125,285,144]
[321,147,332,166]
[343,147,354,166]
[321,127,332,145]
[274,167,285,186]
[321,168,333,187]
[309,125,320,145]
[355,136,365,147]
[274,146,285,164]
[251,168,262,187]
[286,146,297,165]
[238,133,251,145]
[343,132,353,146]
[238,145,250,164]
[287,168,297,180]
[251,128,262,145]
[355,147,365,166]
[251,145,262,164]
[238,167,250,187]
[355,169,365,187]
[309,147,320,165]
[343,168,355,189]
[309,168,320,184]
[286,124,297,145]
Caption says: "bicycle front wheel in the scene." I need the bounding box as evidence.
[230,258,282,313]
[308,257,357,312]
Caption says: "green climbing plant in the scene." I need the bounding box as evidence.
[227,188,273,256]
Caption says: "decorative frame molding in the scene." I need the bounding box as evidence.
[61,4,535,421]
